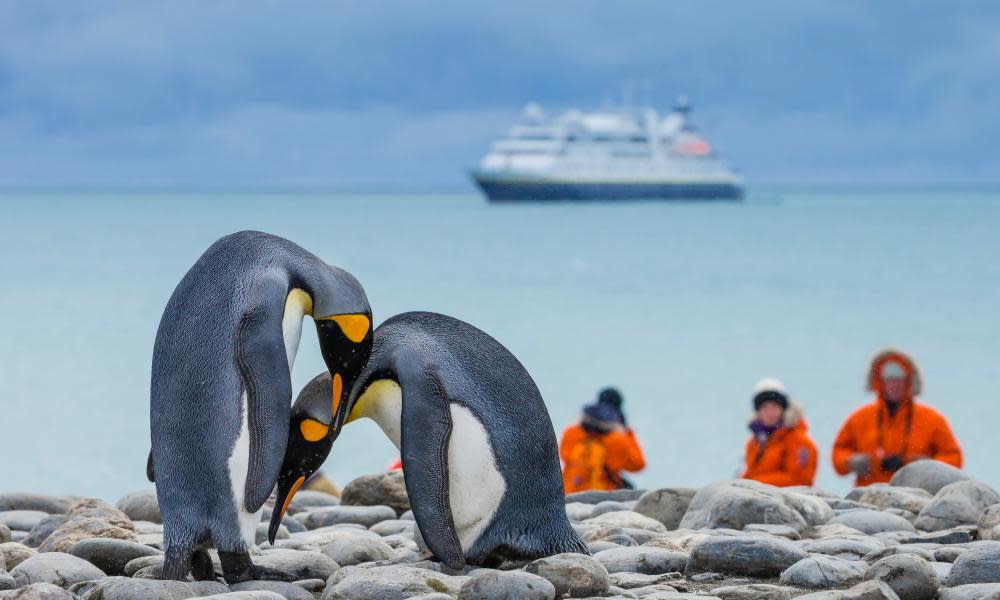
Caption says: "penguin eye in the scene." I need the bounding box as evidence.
[299,418,329,442]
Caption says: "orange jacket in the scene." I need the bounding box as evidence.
[560,424,646,494]
[832,398,962,485]
[742,405,818,487]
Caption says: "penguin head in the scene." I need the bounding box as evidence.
[268,373,338,543]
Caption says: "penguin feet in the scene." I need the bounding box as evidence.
[218,551,295,584]
[190,549,215,581]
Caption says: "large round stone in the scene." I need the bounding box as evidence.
[916,480,1000,531]
[0,582,81,599]
[322,565,462,599]
[230,581,317,600]
[302,505,397,529]
[592,546,688,575]
[828,510,915,534]
[890,459,970,495]
[948,542,1000,586]
[37,517,137,553]
[0,493,73,514]
[686,535,808,577]
[114,490,161,524]
[939,584,1000,600]
[852,484,933,514]
[779,555,867,588]
[524,552,610,597]
[70,576,229,599]
[864,553,938,600]
[458,569,555,600]
[10,552,106,588]
[341,471,410,516]
[320,532,397,566]
[633,487,697,530]
[68,538,161,575]
[0,542,37,570]
[679,480,831,533]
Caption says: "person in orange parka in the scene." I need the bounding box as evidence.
[560,389,646,494]
[741,378,818,487]
[833,348,962,486]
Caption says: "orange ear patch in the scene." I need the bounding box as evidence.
[324,313,371,343]
[299,418,330,442]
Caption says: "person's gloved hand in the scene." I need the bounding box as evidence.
[880,454,905,473]
[847,453,872,475]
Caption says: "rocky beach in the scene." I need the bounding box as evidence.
[2,460,1000,599]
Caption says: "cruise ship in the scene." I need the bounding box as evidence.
[470,99,743,202]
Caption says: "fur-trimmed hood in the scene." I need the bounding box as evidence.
[866,347,922,397]
[748,398,807,431]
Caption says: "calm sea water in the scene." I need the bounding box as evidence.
[1,189,998,500]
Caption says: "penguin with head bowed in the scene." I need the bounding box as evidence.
[269,311,587,568]
[148,230,372,583]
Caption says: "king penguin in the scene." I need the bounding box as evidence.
[268,311,587,568]
[148,230,373,583]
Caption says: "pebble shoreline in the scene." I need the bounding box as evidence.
[3,461,1000,599]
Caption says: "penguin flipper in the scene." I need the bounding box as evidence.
[147,450,155,482]
[399,369,465,569]
[235,293,293,513]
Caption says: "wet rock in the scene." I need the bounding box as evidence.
[565,489,645,504]
[828,510,915,535]
[38,517,137,553]
[230,581,316,600]
[838,579,898,600]
[341,471,409,517]
[71,576,229,599]
[10,552,105,588]
[592,546,687,575]
[680,480,831,533]
[0,512,50,533]
[607,572,681,589]
[458,569,555,600]
[0,543,37,570]
[686,535,807,577]
[0,571,14,591]
[68,538,161,576]
[524,552,610,597]
[113,490,160,524]
[121,554,162,577]
[197,593,286,600]
[916,480,1000,531]
[565,503,595,522]
[23,516,67,548]
[902,527,975,545]
[591,501,634,517]
[780,555,866,588]
[799,537,883,561]
[743,524,800,539]
[979,504,1000,541]
[0,494,73,515]
[864,553,938,600]
[322,564,461,599]
[939,584,1000,599]
[633,488,697,531]
[852,484,933,514]
[0,582,81,599]
[256,523,289,545]
[253,549,339,581]
[584,511,666,533]
[320,532,397,566]
[890,459,970,495]
[710,583,797,600]
[948,542,1000,585]
[369,520,413,537]
[862,544,933,563]
[302,505,396,529]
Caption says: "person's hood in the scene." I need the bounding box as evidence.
[748,398,807,432]
[866,347,922,398]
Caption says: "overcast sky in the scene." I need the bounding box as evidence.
[1,1,998,188]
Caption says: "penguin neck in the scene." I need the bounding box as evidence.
[349,379,403,449]
[282,288,314,371]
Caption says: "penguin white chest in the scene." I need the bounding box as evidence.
[357,381,507,552]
